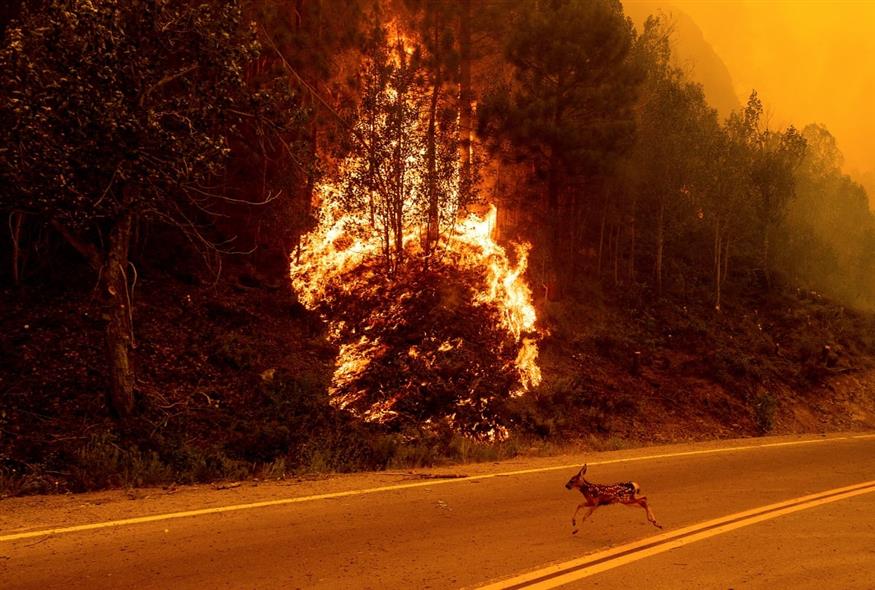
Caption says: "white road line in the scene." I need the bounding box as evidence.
[477,479,875,590]
[1,434,870,542]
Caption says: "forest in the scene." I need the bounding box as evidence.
[2,0,875,495]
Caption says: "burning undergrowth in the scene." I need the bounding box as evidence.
[320,257,522,438]
[291,204,542,439]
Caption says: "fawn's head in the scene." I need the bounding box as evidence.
[565,464,588,490]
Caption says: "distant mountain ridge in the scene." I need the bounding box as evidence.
[624,1,741,118]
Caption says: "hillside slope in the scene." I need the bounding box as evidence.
[529,284,875,443]
[3,270,875,496]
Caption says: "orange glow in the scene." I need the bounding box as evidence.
[450,205,542,395]
[625,0,875,199]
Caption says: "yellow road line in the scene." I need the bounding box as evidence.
[477,479,875,590]
[1,434,870,543]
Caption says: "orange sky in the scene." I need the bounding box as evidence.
[626,0,875,180]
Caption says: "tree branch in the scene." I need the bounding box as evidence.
[139,65,199,107]
[51,220,103,271]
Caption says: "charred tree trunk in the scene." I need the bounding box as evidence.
[294,0,319,253]
[394,199,404,271]
[546,153,563,299]
[597,196,607,276]
[394,168,405,272]
[570,186,588,278]
[104,209,135,420]
[391,97,405,273]
[51,214,135,419]
[626,194,637,283]
[612,223,621,286]
[304,116,318,229]
[385,210,395,274]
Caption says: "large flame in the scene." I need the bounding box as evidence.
[448,205,541,393]
[291,193,542,422]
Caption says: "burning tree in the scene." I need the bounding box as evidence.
[338,20,462,274]
[291,20,541,438]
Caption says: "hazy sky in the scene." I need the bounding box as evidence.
[626,0,875,178]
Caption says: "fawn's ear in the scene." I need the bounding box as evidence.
[579,464,587,475]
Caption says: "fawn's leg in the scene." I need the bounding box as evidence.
[633,496,662,529]
[572,504,597,534]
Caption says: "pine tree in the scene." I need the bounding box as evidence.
[479,0,642,294]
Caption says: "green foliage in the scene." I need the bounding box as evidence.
[69,432,175,491]
[753,390,778,435]
[0,0,269,229]
[507,375,636,439]
[0,0,308,421]
[3,0,875,498]
[479,0,642,283]
[481,0,640,176]
[777,124,875,307]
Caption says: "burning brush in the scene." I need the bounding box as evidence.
[291,198,542,439]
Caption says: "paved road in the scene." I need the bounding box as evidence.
[1,434,874,589]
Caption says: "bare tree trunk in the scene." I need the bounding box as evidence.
[546,152,563,299]
[597,197,607,276]
[382,212,391,272]
[294,1,318,239]
[50,216,133,418]
[613,223,621,286]
[304,120,318,224]
[762,223,771,287]
[425,72,441,258]
[104,210,135,420]
[627,196,637,283]
[655,200,664,295]
[570,187,588,278]
[714,217,722,310]
[458,0,473,194]
[392,98,405,273]
[394,158,405,272]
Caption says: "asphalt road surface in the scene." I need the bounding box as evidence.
[2,433,874,589]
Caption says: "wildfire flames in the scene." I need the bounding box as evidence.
[289,28,541,438]
[451,206,542,390]
[291,187,542,436]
